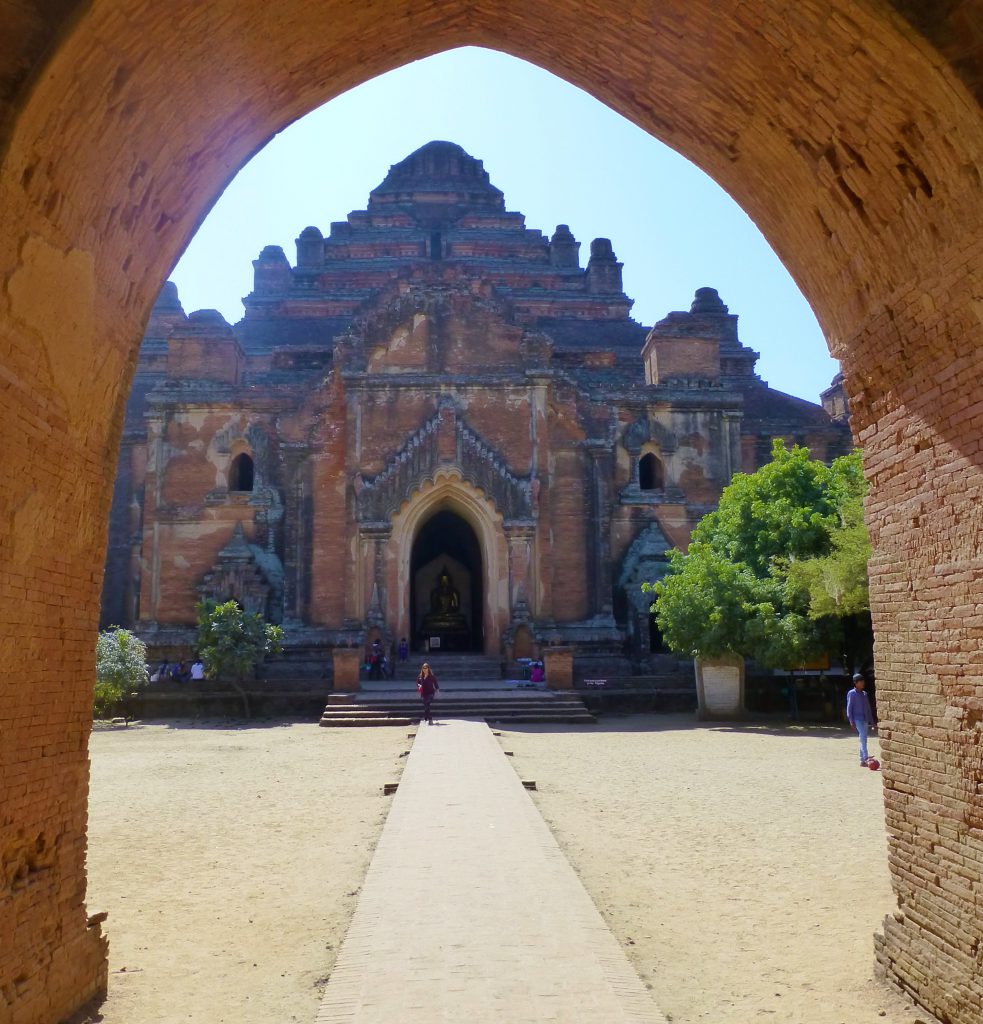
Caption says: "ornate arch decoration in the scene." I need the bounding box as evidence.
[618,522,672,614]
[213,420,273,492]
[196,522,284,623]
[621,414,678,455]
[354,409,534,524]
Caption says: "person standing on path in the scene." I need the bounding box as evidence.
[417,662,439,725]
[847,672,876,766]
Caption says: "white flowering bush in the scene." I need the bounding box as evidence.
[94,627,149,718]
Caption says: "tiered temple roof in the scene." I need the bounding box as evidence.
[237,140,644,355]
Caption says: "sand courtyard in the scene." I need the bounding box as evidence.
[84,715,923,1024]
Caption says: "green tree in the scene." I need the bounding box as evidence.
[195,600,284,716]
[786,455,870,618]
[786,453,872,667]
[95,627,149,718]
[649,442,868,668]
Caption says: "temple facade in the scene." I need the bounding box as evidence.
[102,140,851,674]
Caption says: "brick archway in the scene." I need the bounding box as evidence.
[1,4,981,1022]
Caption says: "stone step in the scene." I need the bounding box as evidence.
[325,706,587,718]
[324,698,589,710]
[319,692,596,727]
[390,654,503,681]
[337,698,588,708]
[319,712,595,727]
[486,713,596,724]
[319,714,416,727]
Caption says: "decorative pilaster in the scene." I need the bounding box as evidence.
[722,411,743,482]
[280,446,311,623]
[587,443,614,616]
[506,524,536,614]
[361,523,391,632]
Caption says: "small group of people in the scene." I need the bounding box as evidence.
[365,637,412,679]
[150,658,205,683]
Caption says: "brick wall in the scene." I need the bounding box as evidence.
[643,336,720,384]
[848,247,983,1021]
[0,2,981,1022]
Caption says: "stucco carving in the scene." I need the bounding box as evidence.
[354,411,534,523]
[197,522,284,622]
[618,522,672,613]
[622,414,678,454]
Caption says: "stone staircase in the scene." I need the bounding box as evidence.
[389,653,503,682]
[319,690,596,727]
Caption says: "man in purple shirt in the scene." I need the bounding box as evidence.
[847,673,876,766]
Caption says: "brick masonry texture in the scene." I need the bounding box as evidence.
[0,3,981,1024]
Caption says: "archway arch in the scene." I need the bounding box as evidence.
[1,6,981,1022]
[410,509,484,652]
[389,471,510,657]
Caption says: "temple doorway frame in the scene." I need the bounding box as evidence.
[409,510,484,653]
[388,471,510,658]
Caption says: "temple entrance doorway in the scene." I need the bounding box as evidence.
[410,510,484,653]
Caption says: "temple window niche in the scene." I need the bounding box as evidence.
[638,451,664,491]
[229,452,255,492]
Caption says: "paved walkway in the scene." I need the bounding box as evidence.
[315,719,666,1023]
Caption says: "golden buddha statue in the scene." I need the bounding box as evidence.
[421,565,470,648]
[431,570,460,617]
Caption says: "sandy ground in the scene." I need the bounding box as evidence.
[497,716,918,1024]
[84,715,922,1024]
[85,722,410,1024]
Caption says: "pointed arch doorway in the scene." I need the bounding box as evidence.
[410,509,484,653]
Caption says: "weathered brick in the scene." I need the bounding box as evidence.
[0,3,981,1024]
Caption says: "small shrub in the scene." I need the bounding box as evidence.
[195,600,284,716]
[95,627,149,718]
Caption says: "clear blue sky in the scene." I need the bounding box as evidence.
[171,47,840,403]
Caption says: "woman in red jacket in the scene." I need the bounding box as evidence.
[417,662,439,725]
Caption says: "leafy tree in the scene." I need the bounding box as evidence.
[647,547,759,660]
[195,600,284,716]
[786,457,870,618]
[648,442,869,668]
[687,440,840,576]
[95,627,149,718]
[786,454,873,668]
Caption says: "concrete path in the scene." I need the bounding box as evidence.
[315,719,666,1023]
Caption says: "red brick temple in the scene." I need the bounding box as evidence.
[102,140,851,678]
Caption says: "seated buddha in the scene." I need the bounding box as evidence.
[421,566,470,647]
